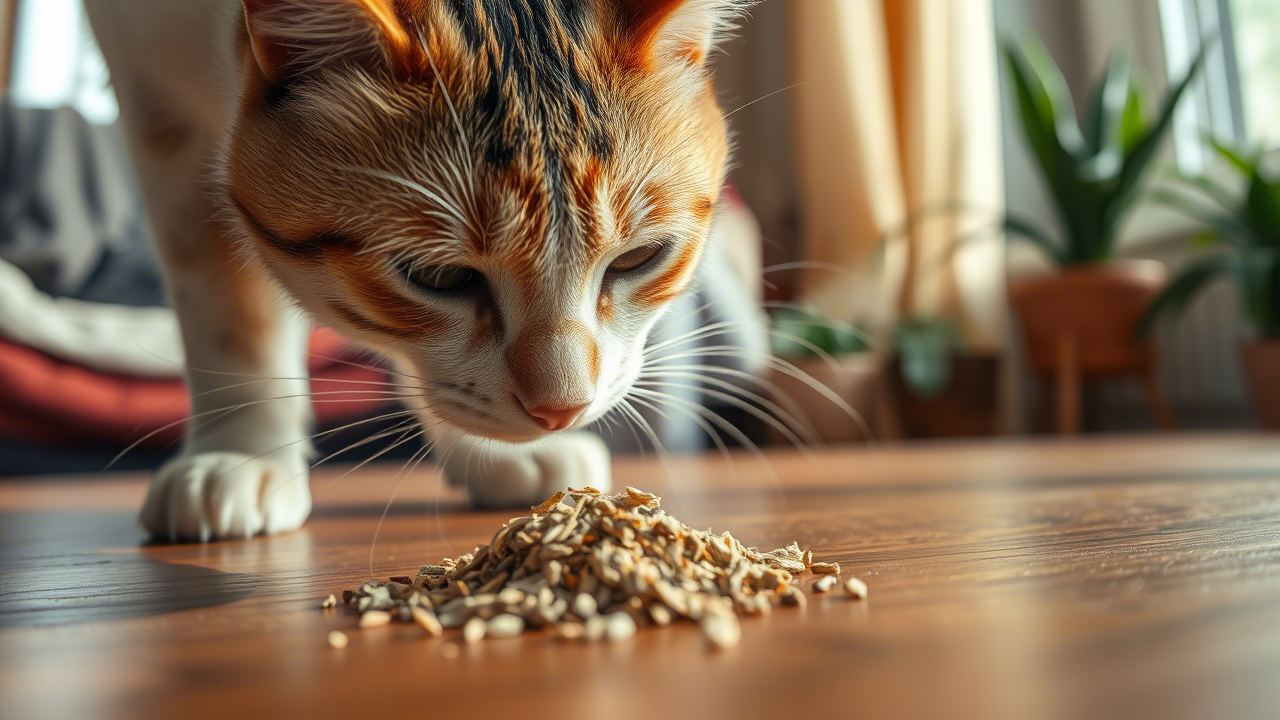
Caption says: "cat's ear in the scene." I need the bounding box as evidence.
[241,0,416,85]
[614,0,756,70]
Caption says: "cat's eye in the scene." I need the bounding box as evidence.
[404,264,481,293]
[607,243,665,274]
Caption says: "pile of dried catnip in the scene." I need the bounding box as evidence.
[327,486,866,651]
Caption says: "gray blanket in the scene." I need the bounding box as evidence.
[0,102,165,307]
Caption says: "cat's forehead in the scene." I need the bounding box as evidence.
[229,0,728,281]
[396,149,672,282]
[437,0,615,170]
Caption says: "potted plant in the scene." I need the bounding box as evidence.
[768,307,879,444]
[1000,39,1206,431]
[882,317,1002,439]
[1139,140,1280,428]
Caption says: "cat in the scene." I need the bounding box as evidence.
[82,0,754,542]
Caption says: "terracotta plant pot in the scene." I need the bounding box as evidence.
[1241,339,1280,430]
[768,354,880,444]
[1009,260,1167,376]
[884,352,1001,439]
[1009,260,1173,433]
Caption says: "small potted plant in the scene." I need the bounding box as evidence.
[1140,140,1280,428]
[881,317,1002,439]
[998,39,1207,430]
[768,307,878,444]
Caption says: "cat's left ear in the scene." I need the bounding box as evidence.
[614,0,757,70]
[241,0,417,85]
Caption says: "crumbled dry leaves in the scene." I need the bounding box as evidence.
[332,487,867,651]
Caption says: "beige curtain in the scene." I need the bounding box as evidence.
[793,0,1006,347]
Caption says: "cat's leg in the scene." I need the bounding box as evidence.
[139,219,314,541]
[432,430,613,508]
[85,0,313,541]
[138,193,313,541]
[103,104,311,541]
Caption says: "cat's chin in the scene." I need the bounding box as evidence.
[434,416,551,445]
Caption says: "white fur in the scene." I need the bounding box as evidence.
[433,432,613,508]
[651,0,756,63]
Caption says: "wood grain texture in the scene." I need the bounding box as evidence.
[3,434,1280,719]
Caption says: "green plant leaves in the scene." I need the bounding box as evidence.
[1150,187,1256,246]
[1083,51,1133,177]
[1120,87,1147,154]
[1137,253,1234,337]
[1001,214,1068,265]
[1244,169,1280,246]
[1234,249,1280,334]
[1149,139,1280,338]
[1002,37,1209,267]
[1004,40,1103,262]
[770,308,873,358]
[1208,135,1254,175]
[894,319,960,401]
[1104,43,1210,253]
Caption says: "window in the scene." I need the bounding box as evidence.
[8,0,117,124]
[1160,0,1280,172]
[1229,0,1280,146]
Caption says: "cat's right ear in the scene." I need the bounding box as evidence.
[613,0,758,72]
[241,0,416,85]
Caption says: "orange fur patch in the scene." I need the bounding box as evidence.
[231,194,448,341]
[636,241,701,307]
[597,287,615,322]
[693,196,715,223]
[615,0,688,71]
[505,317,597,401]
[571,156,608,260]
[355,0,411,53]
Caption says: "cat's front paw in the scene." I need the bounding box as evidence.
[440,432,612,509]
[140,451,311,542]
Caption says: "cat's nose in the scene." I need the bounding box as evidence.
[521,402,589,431]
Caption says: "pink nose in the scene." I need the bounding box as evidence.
[522,402,589,431]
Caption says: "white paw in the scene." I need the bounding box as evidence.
[441,433,613,509]
[140,452,311,542]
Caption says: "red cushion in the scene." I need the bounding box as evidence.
[0,329,395,448]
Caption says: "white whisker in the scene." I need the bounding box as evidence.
[105,389,424,473]
[344,166,470,227]
[617,399,681,503]
[627,387,779,486]
[635,378,816,458]
[369,437,436,578]
[638,361,818,439]
[648,349,876,444]
[761,301,883,351]
[624,391,738,478]
[634,371,818,447]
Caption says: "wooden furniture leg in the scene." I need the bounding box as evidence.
[1057,335,1081,435]
[1143,370,1178,430]
[874,375,903,441]
[1034,376,1053,434]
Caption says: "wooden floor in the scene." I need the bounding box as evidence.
[3,434,1280,719]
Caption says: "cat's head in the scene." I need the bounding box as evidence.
[224,0,749,442]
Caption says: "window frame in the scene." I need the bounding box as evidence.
[1157,0,1248,174]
